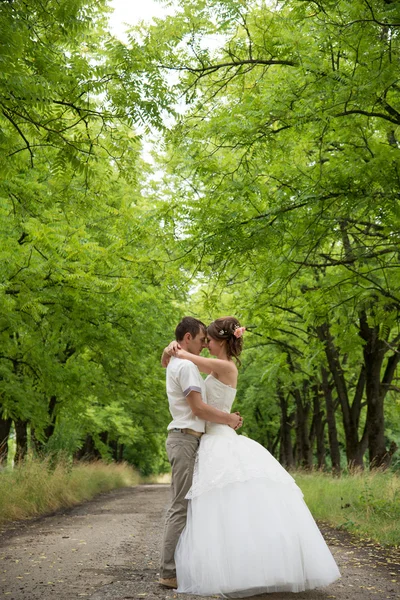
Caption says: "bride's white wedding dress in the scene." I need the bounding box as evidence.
[175,375,341,598]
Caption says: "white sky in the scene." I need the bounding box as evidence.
[108,0,173,40]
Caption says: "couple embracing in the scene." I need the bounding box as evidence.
[159,316,340,598]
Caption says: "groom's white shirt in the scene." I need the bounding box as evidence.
[166,356,207,433]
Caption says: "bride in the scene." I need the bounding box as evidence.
[164,316,340,598]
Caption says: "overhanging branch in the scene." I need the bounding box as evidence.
[160,58,296,74]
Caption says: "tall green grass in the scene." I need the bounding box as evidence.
[2,459,399,548]
[294,470,400,547]
[0,457,140,526]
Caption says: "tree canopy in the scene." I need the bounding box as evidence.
[1,0,399,473]
[0,0,182,474]
[137,0,400,470]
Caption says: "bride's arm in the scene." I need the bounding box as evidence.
[161,349,171,368]
[178,350,234,376]
[164,342,234,376]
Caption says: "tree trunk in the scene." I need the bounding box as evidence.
[99,431,108,446]
[109,438,119,461]
[320,367,341,473]
[43,396,58,443]
[0,416,12,463]
[364,340,386,467]
[359,311,400,468]
[29,396,59,455]
[253,405,271,450]
[277,388,295,469]
[74,434,101,460]
[30,428,43,454]
[316,323,366,468]
[118,443,124,463]
[293,384,312,469]
[271,428,281,457]
[312,384,326,470]
[14,419,28,462]
[286,354,312,468]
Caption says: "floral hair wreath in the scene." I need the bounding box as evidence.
[218,325,246,338]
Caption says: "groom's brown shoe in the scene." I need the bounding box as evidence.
[159,577,177,588]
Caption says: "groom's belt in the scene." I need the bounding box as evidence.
[170,427,203,438]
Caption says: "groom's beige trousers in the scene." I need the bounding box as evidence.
[160,431,201,579]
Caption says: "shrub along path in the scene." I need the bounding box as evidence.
[0,485,399,600]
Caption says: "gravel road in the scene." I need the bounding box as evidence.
[0,485,399,600]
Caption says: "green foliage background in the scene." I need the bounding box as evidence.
[0,0,181,474]
[1,0,400,474]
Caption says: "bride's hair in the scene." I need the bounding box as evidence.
[207,316,243,365]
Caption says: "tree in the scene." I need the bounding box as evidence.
[0,0,183,473]
[137,0,400,469]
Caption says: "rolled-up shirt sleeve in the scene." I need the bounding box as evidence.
[178,361,202,397]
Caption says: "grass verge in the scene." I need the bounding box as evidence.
[294,470,400,547]
[0,457,140,526]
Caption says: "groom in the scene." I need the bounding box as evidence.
[159,316,242,588]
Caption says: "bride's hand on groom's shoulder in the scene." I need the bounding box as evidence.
[166,341,181,356]
[160,341,182,368]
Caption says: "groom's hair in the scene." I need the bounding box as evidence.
[175,316,206,342]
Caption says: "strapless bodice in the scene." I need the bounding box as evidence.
[205,375,237,436]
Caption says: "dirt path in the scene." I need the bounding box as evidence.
[0,485,399,600]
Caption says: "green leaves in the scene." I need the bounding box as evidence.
[0,1,186,473]
[2,0,399,471]
[135,0,400,468]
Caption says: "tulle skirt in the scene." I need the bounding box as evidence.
[175,426,340,597]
